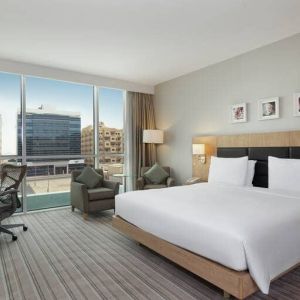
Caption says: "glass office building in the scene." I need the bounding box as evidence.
[18,105,81,157]
[17,105,82,176]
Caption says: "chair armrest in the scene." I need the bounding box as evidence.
[103,180,120,195]
[0,189,20,210]
[166,177,175,187]
[136,177,145,190]
[0,189,18,197]
[70,182,89,212]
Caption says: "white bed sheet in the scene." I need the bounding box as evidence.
[115,183,300,294]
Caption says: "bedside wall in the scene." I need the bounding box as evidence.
[154,33,300,184]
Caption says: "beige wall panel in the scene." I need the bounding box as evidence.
[217,134,250,148]
[248,131,290,147]
[290,131,300,146]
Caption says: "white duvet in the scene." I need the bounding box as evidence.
[115,183,300,294]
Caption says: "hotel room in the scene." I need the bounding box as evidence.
[0,1,300,299]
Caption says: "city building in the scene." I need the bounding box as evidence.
[18,105,81,157]
[17,105,83,176]
[81,122,124,175]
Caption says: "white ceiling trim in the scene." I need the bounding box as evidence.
[0,58,154,94]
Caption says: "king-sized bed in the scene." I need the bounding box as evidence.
[113,137,300,299]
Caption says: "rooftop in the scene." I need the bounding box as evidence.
[23,105,81,117]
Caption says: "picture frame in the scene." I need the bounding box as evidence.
[230,103,247,123]
[293,93,300,117]
[258,97,279,120]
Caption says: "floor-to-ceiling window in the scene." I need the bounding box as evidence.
[98,88,125,191]
[0,71,125,212]
[0,72,23,211]
[25,77,95,211]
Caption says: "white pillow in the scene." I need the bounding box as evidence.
[208,156,248,186]
[246,160,257,186]
[268,156,300,192]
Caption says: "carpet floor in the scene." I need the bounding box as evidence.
[0,209,300,300]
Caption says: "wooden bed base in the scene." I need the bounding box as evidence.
[112,216,258,299]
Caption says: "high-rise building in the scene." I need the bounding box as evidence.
[81,122,124,169]
[17,105,82,176]
[17,105,81,157]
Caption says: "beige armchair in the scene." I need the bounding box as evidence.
[136,166,175,190]
[71,169,119,220]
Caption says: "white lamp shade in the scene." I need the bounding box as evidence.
[143,130,164,144]
[193,144,205,155]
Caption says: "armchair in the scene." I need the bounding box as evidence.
[137,166,175,190]
[0,164,27,241]
[71,168,119,220]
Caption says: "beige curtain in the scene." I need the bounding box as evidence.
[126,91,156,186]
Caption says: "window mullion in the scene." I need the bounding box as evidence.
[93,86,99,169]
[21,75,27,213]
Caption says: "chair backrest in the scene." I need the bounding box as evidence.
[141,166,170,177]
[71,168,104,182]
[0,164,27,191]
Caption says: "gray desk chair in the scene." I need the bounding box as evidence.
[0,164,27,241]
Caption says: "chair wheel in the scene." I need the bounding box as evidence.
[23,226,28,231]
[12,235,17,241]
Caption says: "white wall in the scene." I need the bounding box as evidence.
[154,33,300,184]
[0,58,154,94]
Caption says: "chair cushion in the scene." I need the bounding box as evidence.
[144,184,167,190]
[143,163,169,184]
[76,167,103,189]
[87,188,114,201]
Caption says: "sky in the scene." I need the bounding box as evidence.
[0,72,124,155]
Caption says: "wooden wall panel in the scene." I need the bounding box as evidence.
[248,132,290,147]
[290,131,300,146]
[217,134,250,148]
[192,130,300,181]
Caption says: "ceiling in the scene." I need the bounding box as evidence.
[1,0,300,86]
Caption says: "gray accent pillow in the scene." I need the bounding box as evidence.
[143,163,169,184]
[76,167,103,189]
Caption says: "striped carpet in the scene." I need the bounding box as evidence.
[0,209,300,300]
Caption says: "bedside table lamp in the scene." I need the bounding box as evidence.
[143,130,164,144]
[143,129,164,164]
[193,144,206,164]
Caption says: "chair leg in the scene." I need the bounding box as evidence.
[0,226,14,236]
[83,213,88,220]
[0,226,18,241]
[71,206,75,212]
[2,224,24,229]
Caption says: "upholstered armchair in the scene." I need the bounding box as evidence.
[136,166,175,190]
[71,168,119,220]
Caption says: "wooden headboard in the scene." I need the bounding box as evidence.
[192,130,300,182]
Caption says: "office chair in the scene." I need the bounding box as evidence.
[0,164,27,241]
